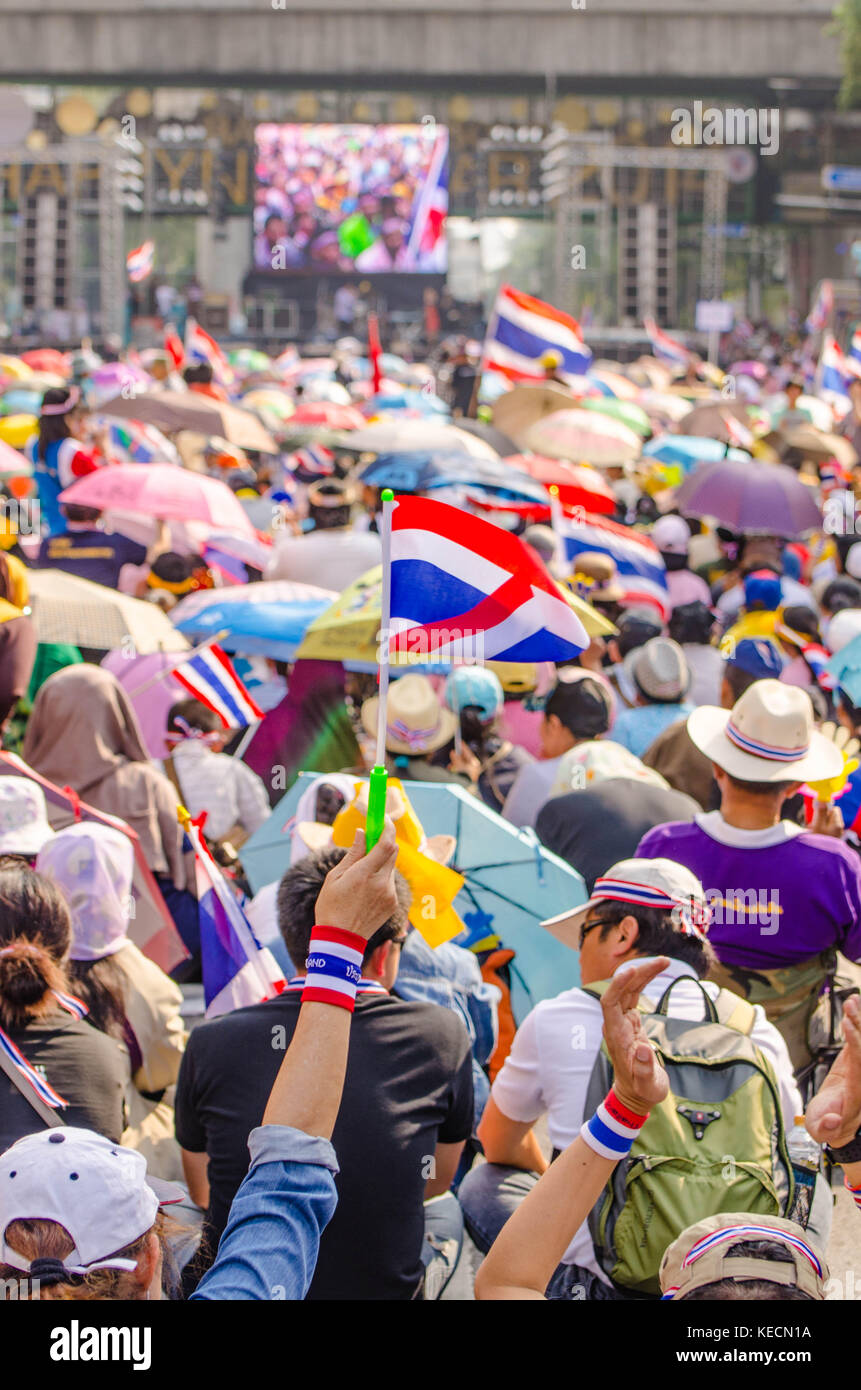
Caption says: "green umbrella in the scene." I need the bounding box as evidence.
[577,396,652,437]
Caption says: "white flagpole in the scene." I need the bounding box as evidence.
[366,488,395,850]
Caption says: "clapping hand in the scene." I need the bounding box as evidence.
[600,957,671,1115]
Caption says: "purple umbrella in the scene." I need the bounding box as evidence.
[675,458,822,537]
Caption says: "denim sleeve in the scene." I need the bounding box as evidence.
[190,1126,339,1301]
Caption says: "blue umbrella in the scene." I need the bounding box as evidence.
[357,450,550,504]
[242,773,586,1021]
[1,388,43,416]
[643,435,751,470]
[363,389,450,417]
[172,582,337,661]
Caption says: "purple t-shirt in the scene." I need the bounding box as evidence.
[636,817,861,970]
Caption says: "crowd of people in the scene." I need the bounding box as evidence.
[1,314,861,1306]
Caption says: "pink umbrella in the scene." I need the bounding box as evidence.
[290,402,366,430]
[0,439,31,478]
[59,463,256,537]
[729,361,768,381]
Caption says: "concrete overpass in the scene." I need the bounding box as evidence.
[0,0,843,95]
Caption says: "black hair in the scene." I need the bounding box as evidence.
[662,552,689,573]
[66,955,128,1042]
[182,362,213,386]
[0,858,72,1030]
[822,578,861,615]
[544,676,612,739]
[723,663,763,703]
[62,503,102,524]
[615,615,663,658]
[276,846,411,972]
[840,688,861,730]
[594,900,714,977]
[679,1239,813,1301]
[37,388,79,460]
[669,602,714,647]
[781,605,821,643]
[167,698,221,736]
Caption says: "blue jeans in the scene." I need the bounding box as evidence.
[420,1192,465,1300]
[459,1161,625,1301]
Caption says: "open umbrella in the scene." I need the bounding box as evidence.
[677,401,763,441]
[338,419,499,459]
[525,409,642,466]
[171,580,337,660]
[637,389,691,424]
[587,367,640,400]
[0,414,37,449]
[20,348,70,377]
[577,395,651,437]
[356,451,549,504]
[0,388,43,416]
[26,568,189,653]
[642,435,750,471]
[676,458,822,537]
[98,390,278,454]
[0,439,31,479]
[97,416,181,466]
[59,463,256,537]
[242,772,586,1021]
[777,424,858,469]
[456,418,518,456]
[491,382,578,446]
[289,401,367,430]
[502,455,615,513]
[0,356,33,381]
[358,389,450,418]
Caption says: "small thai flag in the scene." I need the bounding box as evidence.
[387,494,588,663]
[171,644,263,729]
[126,240,155,283]
[805,280,833,335]
[286,444,336,484]
[643,317,695,369]
[819,335,853,418]
[164,325,185,370]
[721,410,754,450]
[558,511,670,622]
[185,317,233,389]
[186,818,285,1018]
[482,284,592,384]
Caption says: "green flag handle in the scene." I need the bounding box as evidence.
[365,764,388,852]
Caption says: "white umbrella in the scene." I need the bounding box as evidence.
[25,569,190,653]
[338,419,499,459]
[524,409,642,466]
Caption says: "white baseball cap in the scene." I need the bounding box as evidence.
[0,1128,183,1280]
[540,856,710,951]
[0,778,55,856]
[686,678,842,785]
[652,514,691,556]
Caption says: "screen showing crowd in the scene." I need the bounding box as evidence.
[253,123,449,275]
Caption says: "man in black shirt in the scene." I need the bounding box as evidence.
[36,504,149,589]
[176,844,474,1300]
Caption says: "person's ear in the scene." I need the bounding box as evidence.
[367,941,391,979]
[783,781,802,800]
[133,1230,161,1299]
[611,913,640,955]
[712,763,728,787]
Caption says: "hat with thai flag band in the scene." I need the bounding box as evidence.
[659,1213,827,1300]
[540,857,710,951]
[686,678,842,785]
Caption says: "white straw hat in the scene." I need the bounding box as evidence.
[361,673,457,756]
[686,679,842,784]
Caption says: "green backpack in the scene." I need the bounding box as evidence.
[581,976,795,1297]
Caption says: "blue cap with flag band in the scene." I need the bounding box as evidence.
[725,637,783,680]
[444,666,504,723]
[743,569,782,612]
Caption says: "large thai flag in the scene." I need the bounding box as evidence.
[805,280,833,335]
[643,317,695,369]
[819,335,853,418]
[126,239,154,283]
[185,317,233,389]
[172,644,263,729]
[386,494,588,663]
[187,818,285,1018]
[483,285,592,384]
[407,129,449,267]
[558,512,670,621]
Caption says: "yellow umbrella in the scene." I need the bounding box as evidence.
[0,356,33,381]
[295,563,615,667]
[0,414,37,449]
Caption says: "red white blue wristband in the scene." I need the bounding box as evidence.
[302,926,366,1012]
[845,1176,861,1213]
[580,1088,649,1160]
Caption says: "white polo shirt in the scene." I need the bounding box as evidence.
[490,954,802,1280]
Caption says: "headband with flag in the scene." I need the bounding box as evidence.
[590,876,711,939]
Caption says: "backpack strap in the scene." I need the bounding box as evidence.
[655,976,718,1023]
[713,988,757,1036]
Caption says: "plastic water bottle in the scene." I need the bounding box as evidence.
[786,1116,821,1228]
